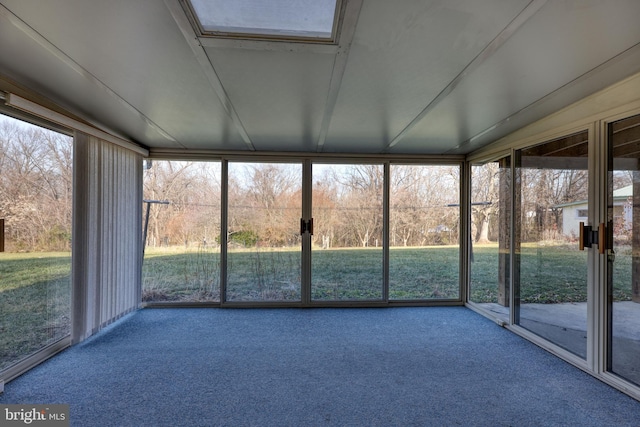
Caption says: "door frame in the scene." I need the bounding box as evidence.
[598,108,640,397]
[212,155,466,308]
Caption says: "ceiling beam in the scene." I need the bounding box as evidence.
[545,142,589,158]
[520,156,588,170]
[612,114,640,133]
[613,133,640,158]
[315,0,364,153]
[521,132,587,157]
[164,0,255,151]
[148,146,464,162]
[608,118,640,158]
[383,0,548,153]
[613,141,640,158]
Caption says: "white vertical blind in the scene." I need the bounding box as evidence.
[72,132,142,342]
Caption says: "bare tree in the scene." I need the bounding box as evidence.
[334,165,383,247]
[471,162,500,243]
[143,161,221,247]
[0,118,73,251]
[228,163,301,247]
[312,175,338,249]
[390,165,433,247]
[518,166,588,241]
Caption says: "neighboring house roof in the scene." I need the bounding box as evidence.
[613,185,633,198]
[554,185,633,208]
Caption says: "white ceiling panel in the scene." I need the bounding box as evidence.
[1,0,640,155]
[395,0,640,154]
[443,42,640,156]
[0,0,249,150]
[207,47,335,151]
[0,12,178,146]
[320,0,530,152]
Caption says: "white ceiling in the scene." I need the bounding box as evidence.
[1,0,640,155]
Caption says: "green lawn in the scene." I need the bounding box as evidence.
[470,243,632,304]
[142,243,633,303]
[0,252,71,371]
[1,244,635,372]
[142,246,221,301]
[141,246,462,302]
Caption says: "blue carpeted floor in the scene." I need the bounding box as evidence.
[1,307,639,426]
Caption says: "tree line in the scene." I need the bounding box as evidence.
[2,113,607,253]
[143,161,463,250]
[143,160,599,250]
[0,118,73,251]
[471,159,631,245]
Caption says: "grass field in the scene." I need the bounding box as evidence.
[0,252,71,371]
[141,243,633,303]
[141,245,462,302]
[471,243,632,303]
[1,244,635,372]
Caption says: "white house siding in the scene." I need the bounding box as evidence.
[562,204,587,238]
[558,185,633,240]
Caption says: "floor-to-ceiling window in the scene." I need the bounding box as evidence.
[0,114,72,373]
[142,160,221,302]
[141,158,463,306]
[311,163,384,301]
[469,157,511,317]
[514,131,590,359]
[389,164,460,300]
[464,78,640,402]
[607,113,640,386]
[227,161,302,302]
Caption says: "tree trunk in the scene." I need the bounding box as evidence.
[476,215,490,243]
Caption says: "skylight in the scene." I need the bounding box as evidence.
[188,0,340,41]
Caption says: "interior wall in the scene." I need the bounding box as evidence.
[72,131,142,342]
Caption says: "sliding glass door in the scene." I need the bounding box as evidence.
[141,159,463,306]
[607,114,640,386]
[514,131,590,359]
[311,164,383,301]
[226,162,302,302]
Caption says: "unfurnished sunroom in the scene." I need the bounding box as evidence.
[2,0,640,417]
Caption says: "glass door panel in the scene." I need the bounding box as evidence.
[389,165,460,300]
[469,157,511,322]
[227,162,302,302]
[515,131,589,358]
[608,114,640,386]
[311,164,383,301]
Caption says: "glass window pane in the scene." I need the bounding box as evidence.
[470,158,511,322]
[515,131,589,359]
[0,115,72,371]
[312,164,383,301]
[227,162,302,302]
[190,0,337,39]
[389,165,460,300]
[142,161,221,302]
[608,114,640,386]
